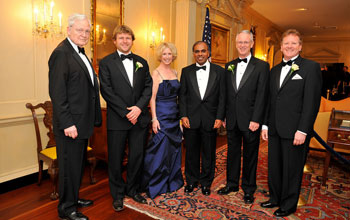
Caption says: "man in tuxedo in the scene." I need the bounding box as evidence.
[99,25,152,211]
[217,30,269,204]
[261,29,321,217]
[179,41,225,196]
[49,13,102,220]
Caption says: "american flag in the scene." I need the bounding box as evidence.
[202,6,211,57]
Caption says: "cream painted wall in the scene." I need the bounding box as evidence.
[124,0,176,73]
[0,0,92,183]
[242,7,282,67]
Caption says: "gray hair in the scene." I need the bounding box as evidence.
[68,13,91,27]
[236,30,254,42]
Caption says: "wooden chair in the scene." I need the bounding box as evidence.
[26,101,97,200]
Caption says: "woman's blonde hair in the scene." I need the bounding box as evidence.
[156,42,177,62]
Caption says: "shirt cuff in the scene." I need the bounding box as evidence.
[262,125,268,130]
[297,130,307,136]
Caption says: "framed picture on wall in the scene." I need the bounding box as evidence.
[211,23,230,65]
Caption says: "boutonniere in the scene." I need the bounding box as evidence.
[135,61,143,72]
[227,64,235,73]
[290,63,299,74]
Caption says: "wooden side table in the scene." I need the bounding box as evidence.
[323,109,350,185]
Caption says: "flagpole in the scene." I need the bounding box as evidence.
[202,5,212,60]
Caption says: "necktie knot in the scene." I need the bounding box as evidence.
[238,58,247,63]
[121,54,133,61]
[195,66,206,71]
[282,60,293,66]
[78,47,85,55]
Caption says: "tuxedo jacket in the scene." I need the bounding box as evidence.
[265,56,322,138]
[49,38,102,139]
[225,56,269,131]
[179,63,226,131]
[99,52,152,130]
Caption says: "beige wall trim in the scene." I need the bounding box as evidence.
[0,114,43,126]
[0,165,40,183]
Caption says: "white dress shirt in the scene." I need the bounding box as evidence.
[67,37,94,85]
[236,54,252,88]
[117,50,134,87]
[279,55,299,87]
[196,60,210,100]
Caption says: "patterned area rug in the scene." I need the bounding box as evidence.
[125,142,350,220]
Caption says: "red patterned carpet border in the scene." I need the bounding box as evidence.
[125,141,350,220]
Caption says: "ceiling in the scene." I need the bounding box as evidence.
[250,0,350,38]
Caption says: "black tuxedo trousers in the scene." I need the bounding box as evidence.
[184,127,217,187]
[226,125,260,194]
[267,135,310,210]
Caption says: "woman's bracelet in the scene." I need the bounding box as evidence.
[151,117,157,122]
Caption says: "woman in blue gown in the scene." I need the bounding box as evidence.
[142,42,183,199]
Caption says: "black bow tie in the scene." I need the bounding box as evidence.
[120,54,133,61]
[282,60,293,66]
[195,66,206,71]
[238,58,247,63]
[78,47,85,55]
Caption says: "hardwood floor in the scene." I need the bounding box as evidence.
[0,135,227,220]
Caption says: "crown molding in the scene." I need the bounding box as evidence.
[304,36,350,42]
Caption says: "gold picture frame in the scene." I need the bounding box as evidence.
[211,23,230,65]
[91,0,124,73]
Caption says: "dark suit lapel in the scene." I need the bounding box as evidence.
[280,56,302,89]
[229,60,238,92]
[203,63,217,100]
[64,39,94,87]
[275,64,283,91]
[132,55,137,88]
[238,57,256,91]
[113,52,132,88]
[86,54,98,89]
[280,68,292,89]
[188,65,202,99]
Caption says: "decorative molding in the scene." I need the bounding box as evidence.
[206,0,243,24]
[304,36,350,42]
[0,164,44,183]
[304,47,341,59]
[196,0,210,3]
[0,113,43,126]
[232,0,254,9]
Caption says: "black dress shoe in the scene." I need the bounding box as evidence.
[112,199,124,212]
[260,200,279,208]
[273,207,296,217]
[59,211,89,220]
[217,186,239,195]
[243,194,254,204]
[77,199,93,207]
[201,186,211,196]
[184,184,198,193]
[132,194,147,204]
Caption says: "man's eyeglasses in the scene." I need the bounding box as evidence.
[75,28,91,35]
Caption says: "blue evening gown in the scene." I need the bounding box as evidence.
[142,79,184,199]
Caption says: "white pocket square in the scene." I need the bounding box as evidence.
[292,74,303,80]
